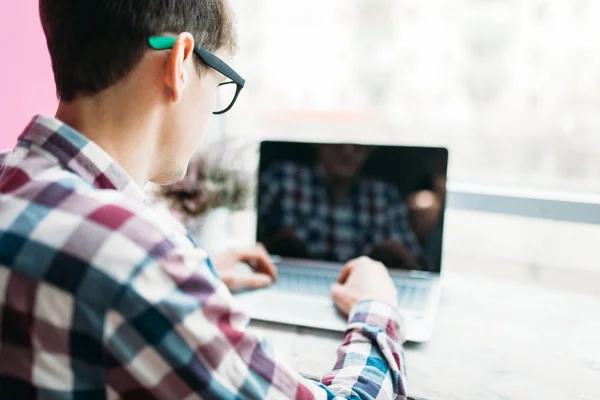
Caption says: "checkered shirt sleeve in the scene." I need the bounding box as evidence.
[104,246,408,399]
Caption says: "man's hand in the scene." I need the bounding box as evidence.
[330,256,398,316]
[211,244,278,291]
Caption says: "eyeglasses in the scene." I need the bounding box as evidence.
[148,36,245,115]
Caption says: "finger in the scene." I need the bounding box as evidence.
[330,284,353,316]
[338,256,367,283]
[256,242,268,252]
[337,263,353,284]
[237,246,278,281]
[254,244,278,280]
[254,243,277,278]
[225,273,273,291]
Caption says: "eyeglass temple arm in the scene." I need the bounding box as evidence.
[148,36,245,87]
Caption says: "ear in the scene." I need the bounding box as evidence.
[164,33,196,103]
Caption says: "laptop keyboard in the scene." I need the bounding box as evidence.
[271,265,431,310]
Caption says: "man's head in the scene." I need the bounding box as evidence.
[39,0,237,184]
[317,144,373,180]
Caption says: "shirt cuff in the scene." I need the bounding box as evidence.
[347,300,406,342]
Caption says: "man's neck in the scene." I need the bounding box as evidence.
[56,96,159,188]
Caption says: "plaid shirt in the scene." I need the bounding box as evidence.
[0,115,407,399]
[259,162,423,264]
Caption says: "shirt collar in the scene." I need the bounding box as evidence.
[17,115,148,203]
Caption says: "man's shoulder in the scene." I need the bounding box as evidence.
[0,155,184,297]
[0,149,9,165]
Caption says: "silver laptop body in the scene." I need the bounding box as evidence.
[235,141,448,343]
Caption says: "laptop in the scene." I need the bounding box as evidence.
[234,141,448,343]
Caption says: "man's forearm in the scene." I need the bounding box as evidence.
[110,250,408,399]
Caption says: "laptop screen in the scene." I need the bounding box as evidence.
[256,141,448,273]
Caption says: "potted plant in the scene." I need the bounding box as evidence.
[156,138,255,254]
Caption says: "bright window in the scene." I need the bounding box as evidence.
[227,0,600,193]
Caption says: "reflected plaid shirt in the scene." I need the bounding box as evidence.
[0,115,407,399]
[259,162,423,264]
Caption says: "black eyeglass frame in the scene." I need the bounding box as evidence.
[148,36,245,115]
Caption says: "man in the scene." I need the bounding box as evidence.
[259,144,425,269]
[0,1,407,399]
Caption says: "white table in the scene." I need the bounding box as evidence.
[249,265,600,400]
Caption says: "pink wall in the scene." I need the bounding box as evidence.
[0,2,56,149]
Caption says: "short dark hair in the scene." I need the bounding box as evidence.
[39,0,237,101]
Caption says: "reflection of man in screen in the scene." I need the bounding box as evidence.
[259,144,425,269]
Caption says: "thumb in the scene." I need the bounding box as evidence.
[226,273,273,291]
[331,283,353,316]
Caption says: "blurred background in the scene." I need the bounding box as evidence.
[227,0,600,192]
